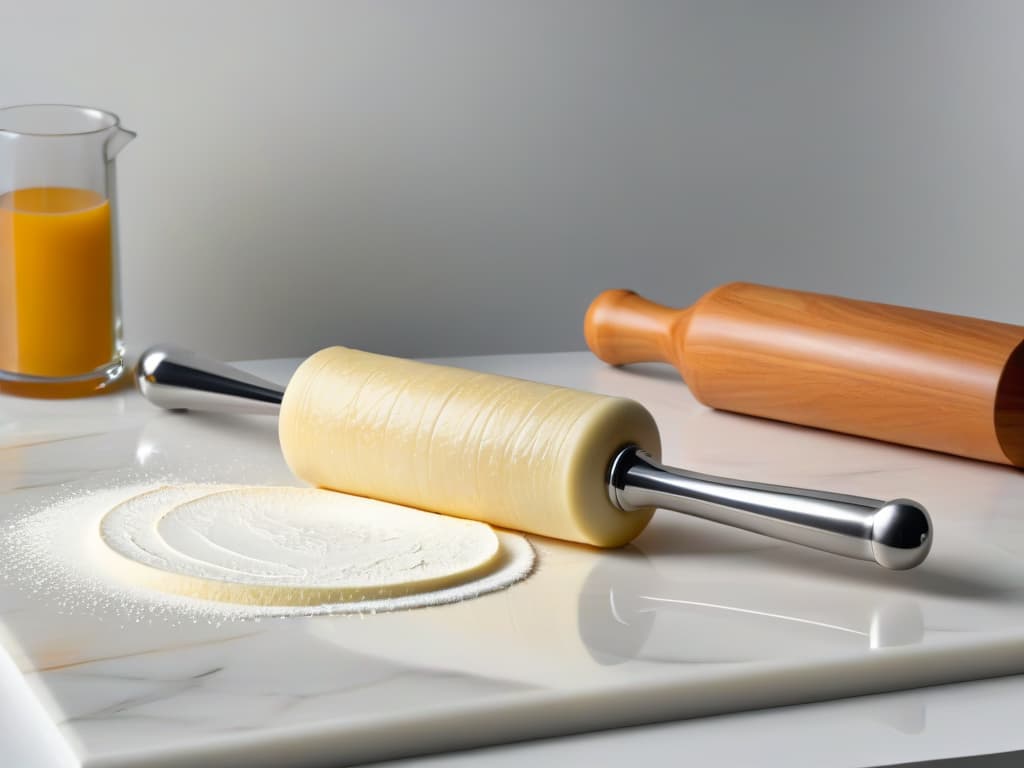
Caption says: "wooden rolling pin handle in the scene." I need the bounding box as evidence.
[584,289,691,367]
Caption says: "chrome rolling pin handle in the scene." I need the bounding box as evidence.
[608,446,932,570]
[135,345,285,415]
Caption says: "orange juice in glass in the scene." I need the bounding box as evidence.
[0,105,134,397]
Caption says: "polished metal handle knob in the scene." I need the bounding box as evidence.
[136,345,284,415]
[136,345,932,569]
[608,447,931,570]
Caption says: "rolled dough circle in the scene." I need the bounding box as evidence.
[97,485,528,608]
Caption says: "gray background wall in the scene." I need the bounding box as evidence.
[2,0,1021,360]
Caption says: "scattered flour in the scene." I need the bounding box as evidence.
[1,483,535,622]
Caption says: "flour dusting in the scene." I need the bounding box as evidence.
[1,483,534,623]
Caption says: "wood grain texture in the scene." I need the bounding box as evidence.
[584,283,1024,467]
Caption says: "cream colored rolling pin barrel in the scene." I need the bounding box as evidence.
[136,345,933,569]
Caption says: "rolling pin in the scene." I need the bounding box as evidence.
[585,283,1024,467]
[136,345,931,569]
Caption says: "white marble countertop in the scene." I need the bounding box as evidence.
[2,351,1024,768]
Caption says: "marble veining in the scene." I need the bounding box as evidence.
[2,353,1024,767]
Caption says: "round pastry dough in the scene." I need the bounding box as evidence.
[97,485,508,606]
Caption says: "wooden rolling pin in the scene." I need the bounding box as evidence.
[585,282,1024,467]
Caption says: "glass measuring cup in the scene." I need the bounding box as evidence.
[0,104,135,397]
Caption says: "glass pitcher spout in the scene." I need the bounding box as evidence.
[105,126,136,161]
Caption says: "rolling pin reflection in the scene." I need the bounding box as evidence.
[310,540,927,691]
[584,567,925,664]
